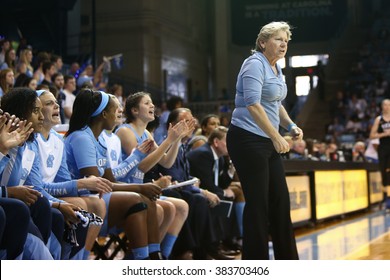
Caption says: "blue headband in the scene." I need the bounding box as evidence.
[36,90,46,97]
[91,91,109,117]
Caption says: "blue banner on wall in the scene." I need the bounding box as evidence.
[231,0,348,45]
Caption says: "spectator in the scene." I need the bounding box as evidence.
[52,73,64,91]
[62,75,77,124]
[352,141,367,162]
[18,48,34,77]
[33,52,50,85]
[0,39,11,66]
[0,49,16,72]
[188,114,220,150]
[14,73,29,88]
[69,62,80,77]
[0,68,14,97]
[52,73,66,123]
[50,54,63,73]
[289,140,307,160]
[24,77,38,90]
[329,90,348,124]
[108,84,124,107]
[15,61,27,79]
[40,61,56,87]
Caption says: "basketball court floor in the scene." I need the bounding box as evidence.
[293,208,390,260]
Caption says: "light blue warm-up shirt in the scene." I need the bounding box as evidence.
[115,123,148,184]
[65,126,109,179]
[99,130,147,182]
[230,51,287,138]
[1,142,64,205]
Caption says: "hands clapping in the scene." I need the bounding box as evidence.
[0,110,34,154]
[166,117,197,142]
[136,139,155,154]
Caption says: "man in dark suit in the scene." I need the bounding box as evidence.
[187,126,245,254]
[187,126,234,198]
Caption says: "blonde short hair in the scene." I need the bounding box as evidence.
[252,21,292,53]
[208,126,228,145]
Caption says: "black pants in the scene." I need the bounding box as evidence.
[30,197,65,254]
[29,196,52,244]
[227,125,298,260]
[51,208,64,245]
[0,198,30,259]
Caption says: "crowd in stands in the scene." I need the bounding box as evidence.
[286,17,390,164]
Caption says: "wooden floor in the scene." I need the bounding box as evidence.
[293,207,390,260]
[235,207,390,260]
[342,231,390,260]
[91,207,390,260]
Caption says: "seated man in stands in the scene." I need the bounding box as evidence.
[289,139,307,160]
[352,141,367,162]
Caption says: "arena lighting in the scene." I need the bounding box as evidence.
[290,54,329,68]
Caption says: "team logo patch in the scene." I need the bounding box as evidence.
[47,154,55,168]
[110,150,117,161]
